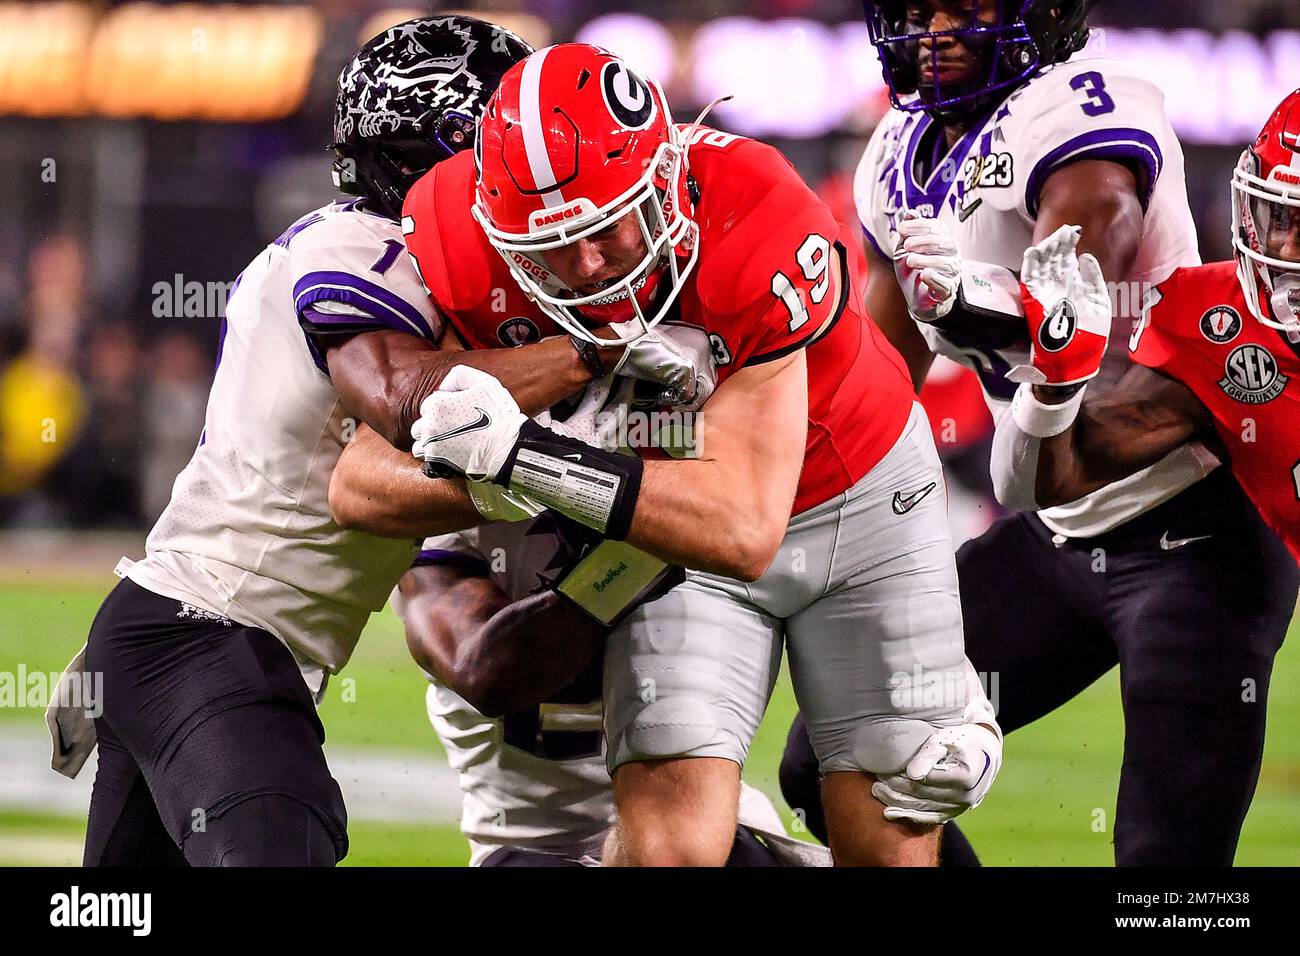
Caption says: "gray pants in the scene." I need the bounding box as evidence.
[604,402,973,775]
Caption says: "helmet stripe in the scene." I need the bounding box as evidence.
[519,46,566,208]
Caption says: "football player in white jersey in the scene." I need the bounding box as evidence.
[391,503,830,867]
[71,17,701,867]
[780,0,1299,865]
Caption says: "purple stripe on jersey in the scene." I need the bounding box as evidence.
[297,289,428,341]
[900,110,993,215]
[293,271,435,340]
[274,213,325,249]
[412,549,490,575]
[214,317,229,372]
[1025,128,1164,218]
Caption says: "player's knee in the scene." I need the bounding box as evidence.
[183,794,342,867]
[616,817,734,867]
[612,758,739,867]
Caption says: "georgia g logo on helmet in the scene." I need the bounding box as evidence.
[601,60,656,131]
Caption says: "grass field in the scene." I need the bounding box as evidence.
[1,580,1297,866]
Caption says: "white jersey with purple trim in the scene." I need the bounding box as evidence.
[402,519,829,866]
[126,200,440,692]
[854,53,1219,536]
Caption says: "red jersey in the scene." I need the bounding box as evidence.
[1130,261,1300,560]
[403,130,914,515]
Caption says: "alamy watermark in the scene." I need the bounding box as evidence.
[590,406,703,458]
[889,664,1000,716]
[152,274,237,319]
[0,665,102,717]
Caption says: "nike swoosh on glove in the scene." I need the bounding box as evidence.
[1007,224,1112,388]
[411,365,528,481]
[893,213,963,322]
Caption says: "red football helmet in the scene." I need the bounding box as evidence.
[1233,88,1300,331]
[471,44,700,345]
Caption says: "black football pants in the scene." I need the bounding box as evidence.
[782,467,1297,865]
[83,578,347,866]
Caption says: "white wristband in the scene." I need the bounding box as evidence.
[1010,381,1086,438]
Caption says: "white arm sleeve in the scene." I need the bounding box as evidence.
[990,382,1087,511]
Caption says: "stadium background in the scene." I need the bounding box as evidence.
[0,0,1297,865]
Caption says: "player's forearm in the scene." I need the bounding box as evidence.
[329,330,611,452]
[330,425,483,537]
[405,577,606,717]
[621,457,792,581]
[991,384,1093,510]
[493,355,805,581]
[626,353,806,579]
[451,593,607,717]
[398,335,609,429]
[866,249,934,393]
[992,383,1181,510]
[1044,391,1198,501]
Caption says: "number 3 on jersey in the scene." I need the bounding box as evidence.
[1071,71,1116,117]
[772,233,831,331]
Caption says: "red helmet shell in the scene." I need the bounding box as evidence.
[471,44,701,344]
[1252,88,1300,186]
[477,44,683,235]
[1232,88,1300,330]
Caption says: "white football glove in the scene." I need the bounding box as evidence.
[611,321,718,410]
[411,365,527,482]
[1006,224,1112,388]
[893,214,963,322]
[461,374,630,521]
[872,683,1003,826]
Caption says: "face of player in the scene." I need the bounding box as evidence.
[905,0,1000,91]
[1257,197,1300,265]
[539,210,652,303]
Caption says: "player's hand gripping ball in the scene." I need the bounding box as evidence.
[613,322,718,410]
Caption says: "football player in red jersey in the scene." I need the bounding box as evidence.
[990,91,1300,566]
[332,44,1002,866]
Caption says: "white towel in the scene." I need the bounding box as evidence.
[45,644,98,779]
